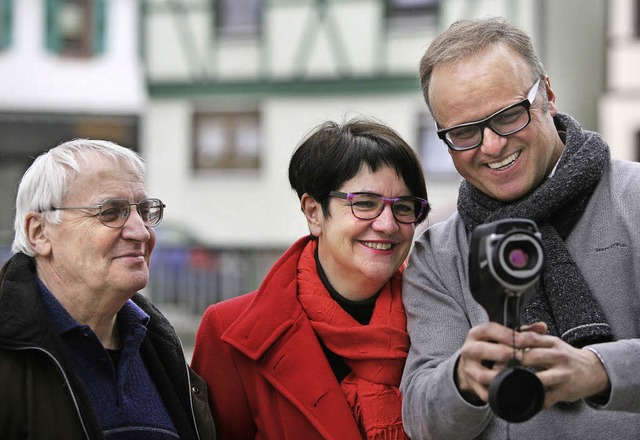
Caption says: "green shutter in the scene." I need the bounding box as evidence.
[44,0,60,52]
[93,0,107,54]
[0,0,12,49]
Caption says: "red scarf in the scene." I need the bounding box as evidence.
[297,240,410,440]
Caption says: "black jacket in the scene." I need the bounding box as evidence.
[0,253,215,439]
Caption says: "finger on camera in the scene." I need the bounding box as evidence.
[468,321,518,345]
[514,329,557,350]
[519,321,547,335]
[461,338,516,368]
[456,357,494,403]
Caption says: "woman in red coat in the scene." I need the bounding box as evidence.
[191,118,430,440]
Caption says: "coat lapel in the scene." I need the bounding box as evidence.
[221,236,362,439]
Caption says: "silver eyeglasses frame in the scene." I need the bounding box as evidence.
[48,197,166,229]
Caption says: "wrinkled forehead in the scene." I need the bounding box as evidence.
[64,153,145,199]
[72,151,142,177]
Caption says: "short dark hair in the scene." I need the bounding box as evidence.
[288,117,429,224]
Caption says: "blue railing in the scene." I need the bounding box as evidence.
[147,245,285,315]
[0,247,11,268]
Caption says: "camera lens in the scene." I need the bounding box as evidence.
[495,233,544,286]
[489,364,545,423]
[507,248,529,269]
[503,240,539,271]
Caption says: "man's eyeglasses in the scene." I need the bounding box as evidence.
[436,79,542,151]
[328,191,428,225]
[48,198,166,229]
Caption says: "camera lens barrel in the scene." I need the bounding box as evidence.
[489,361,545,423]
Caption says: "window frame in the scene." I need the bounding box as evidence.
[386,0,438,18]
[45,0,106,58]
[635,0,640,38]
[417,112,458,178]
[385,0,439,29]
[215,0,263,39]
[192,110,262,171]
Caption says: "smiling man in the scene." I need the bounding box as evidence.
[0,139,214,439]
[400,17,640,439]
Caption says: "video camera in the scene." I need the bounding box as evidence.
[468,218,545,423]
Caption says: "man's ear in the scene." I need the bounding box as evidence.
[300,193,322,237]
[543,75,558,116]
[25,212,52,256]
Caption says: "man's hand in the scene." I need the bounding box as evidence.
[517,328,610,408]
[455,321,611,409]
[455,321,538,404]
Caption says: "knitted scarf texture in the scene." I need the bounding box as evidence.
[457,113,613,347]
[296,239,410,440]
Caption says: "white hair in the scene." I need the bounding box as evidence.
[12,139,145,256]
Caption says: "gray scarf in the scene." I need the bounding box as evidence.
[458,113,613,347]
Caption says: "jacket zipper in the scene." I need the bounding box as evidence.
[11,345,91,439]
[180,343,201,440]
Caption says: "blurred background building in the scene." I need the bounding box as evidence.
[0,0,144,245]
[2,0,637,341]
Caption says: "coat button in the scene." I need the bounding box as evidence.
[192,386,200,394]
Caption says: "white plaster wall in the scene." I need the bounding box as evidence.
[0,0,144,113]
[608,43,640,92]
[147,1,432,81]
[600,96,640,160]
[608,0,634,39]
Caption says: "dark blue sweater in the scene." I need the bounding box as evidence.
[39,280,179,439]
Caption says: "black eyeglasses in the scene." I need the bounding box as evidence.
[328,191,428,225]
[436,79,541,151]
[49,198,166,229]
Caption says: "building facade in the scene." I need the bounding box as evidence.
[0,0,144,244]
[141,0,607,248]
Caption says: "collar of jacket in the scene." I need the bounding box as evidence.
[219,236,363,439]
[221,235,312,359]
[0,253,52,347]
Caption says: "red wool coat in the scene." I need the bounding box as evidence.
[191,236,364,440]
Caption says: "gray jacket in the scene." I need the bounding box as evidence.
[400,159,640,439]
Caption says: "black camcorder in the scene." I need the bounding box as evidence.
[468,218,545,423]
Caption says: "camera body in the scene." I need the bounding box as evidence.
[469,218,544,328]
[468,218,545,423]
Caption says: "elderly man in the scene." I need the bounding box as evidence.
[0,139,215,439]
[400,17,640,439]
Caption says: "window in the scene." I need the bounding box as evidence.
[0,0,12,50]
[418,114,457,176]
[45,0,106,57]
[386,0,438,29]
[636,0,640,38]
[193,111,261,170]
[216,0,262,38]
